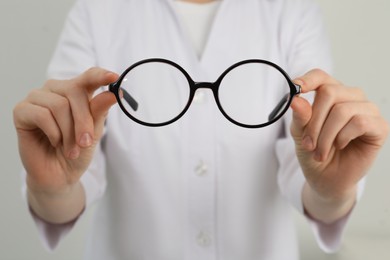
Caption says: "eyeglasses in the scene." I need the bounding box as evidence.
[109,58,301,128]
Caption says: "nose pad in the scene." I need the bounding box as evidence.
[193,82,214,104]
[194,89,207,103]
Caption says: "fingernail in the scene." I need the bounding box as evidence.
[293,79,303,86]
[68,147,80,160]
[105,71,118,79]
[302,136,314,150]
[79,133,92,147]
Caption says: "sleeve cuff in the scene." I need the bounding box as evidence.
[28,205,83,251]
[21,165,105,251]
[305,178,366,253]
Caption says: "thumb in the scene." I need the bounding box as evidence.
[290,96,312,140]
[90,91,117,137]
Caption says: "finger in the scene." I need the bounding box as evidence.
[14,102,61,148]
[64,86,94,148]
[336,115,389,150]
[26,90,79,159]
[73,68,119,95]
[291,97,312,137]
[46,68,118,98]
[303,85,366,150]
[293,69,340,93]
[315,102,380,161]
[90,91,117,138]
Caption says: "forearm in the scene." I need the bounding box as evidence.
[27,181,86,224]
[302,181,357,224]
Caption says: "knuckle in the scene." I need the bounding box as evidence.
[44,78,75,95]
[378,118,390,138]
[66,83,80,95]
[81,67,98,81]
[43,79,59,90]
[34,108,52,126]
[74,111,92,124]
[352,115,369,130]
[71,75,90,92]
[74,113,94,133]
[52,96,70,112]
[332,103,350,118]
[350,87,366,100]
[335,133,348,149]
[26,88,42,100]
[369,102,380,115]
[317,84,337,100]
[309,68,329,82]
[303,123,319,142]
[311,68,326,76]
[12,102,26,120]
[72,82,88,94]
[47,128,61,145]
[36,109,61,143]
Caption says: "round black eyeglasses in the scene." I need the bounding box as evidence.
[109,58,301,128]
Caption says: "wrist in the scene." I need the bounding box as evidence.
[26,173,79,198]
[303,182,357,224]
[27,181,86,224]
[309,184,356,206]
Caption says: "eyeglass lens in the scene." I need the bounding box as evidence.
[118,61,191,125]
[218,62,291,126]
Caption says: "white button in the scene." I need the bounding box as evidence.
[193,90,206,103]
[197,231,211,247]
[194,161,208,176]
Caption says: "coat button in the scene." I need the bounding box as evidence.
[194,160,208,176]
[197,231,211,247]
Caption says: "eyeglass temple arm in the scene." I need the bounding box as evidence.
[268,93,290,121]
[121,88,139,111]
[268,84,301,121]
[109,83,139,111]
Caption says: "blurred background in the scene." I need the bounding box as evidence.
[0,0,389,259]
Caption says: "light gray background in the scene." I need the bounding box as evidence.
[1,0,389,259]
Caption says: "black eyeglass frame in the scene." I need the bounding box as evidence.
[109,58,301,128]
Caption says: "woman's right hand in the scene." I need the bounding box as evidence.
[13,68,118,205]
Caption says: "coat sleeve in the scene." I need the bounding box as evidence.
[21,0,107,250]
[22,142,107,251]
[275,0,365,253]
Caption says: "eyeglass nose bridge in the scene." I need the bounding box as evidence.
[192,81,219,99]
[193,81,216,90]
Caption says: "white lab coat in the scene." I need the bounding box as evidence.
[27,0,357,259]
